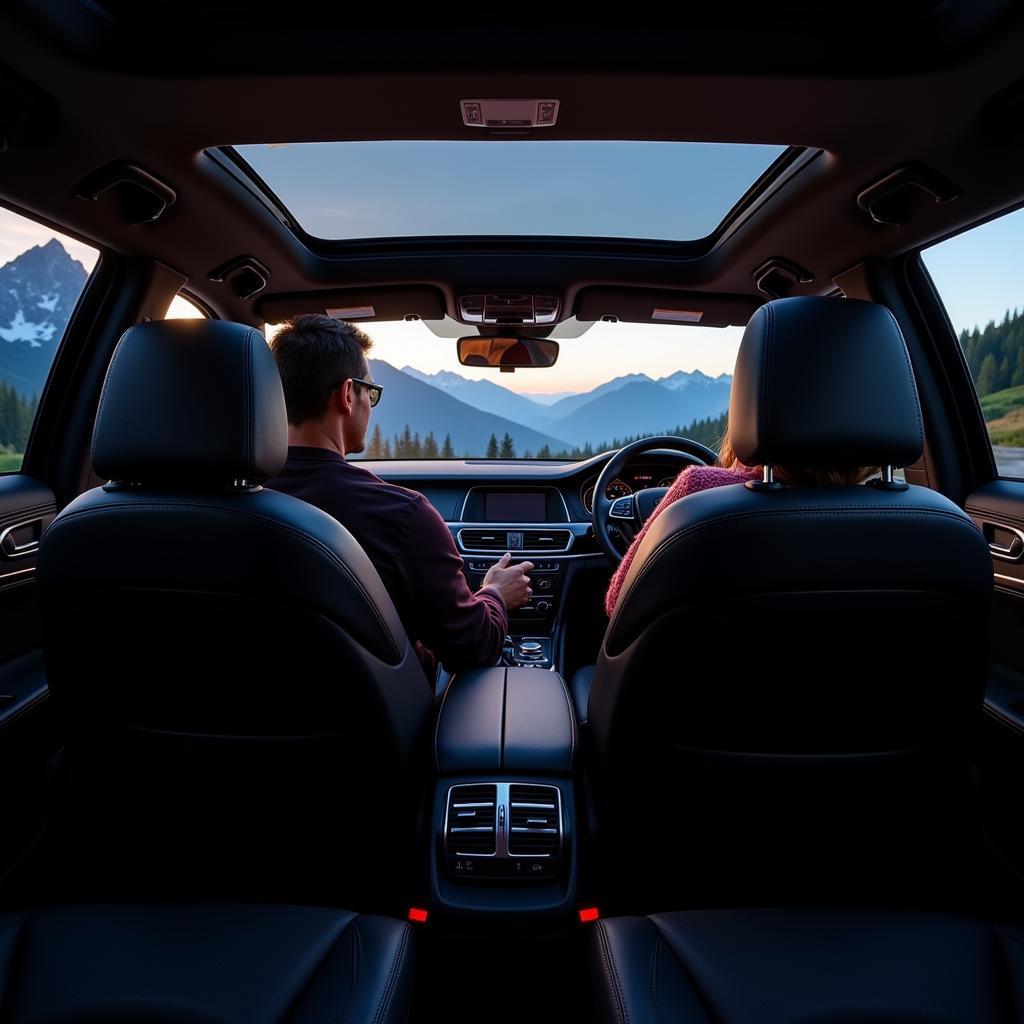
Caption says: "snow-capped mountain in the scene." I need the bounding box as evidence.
[0,239,89,396]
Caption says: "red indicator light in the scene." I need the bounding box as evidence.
[408,907,429,923]
[578,907,600,923]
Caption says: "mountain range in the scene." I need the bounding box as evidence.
[398,365,732,449]
[0,239,733,456]
[0,239,89,397]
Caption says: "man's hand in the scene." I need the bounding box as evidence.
[480,552,534,610]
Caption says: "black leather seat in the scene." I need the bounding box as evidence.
[583,297,993,910]
[0,903,414,1023]
[36,320,433,909]
[592,908,1024,1023]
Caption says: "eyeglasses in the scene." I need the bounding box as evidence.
[330,376,383,407]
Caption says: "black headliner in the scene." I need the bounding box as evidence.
[1,0,1024,326]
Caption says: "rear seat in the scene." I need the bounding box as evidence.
[592,908,1024,1022]
[0,903,413,1023]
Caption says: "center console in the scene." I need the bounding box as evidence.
[429,666,578,920]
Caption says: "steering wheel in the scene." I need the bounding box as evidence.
[593,435,719,563]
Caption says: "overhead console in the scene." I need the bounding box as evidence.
[458,293,559,325]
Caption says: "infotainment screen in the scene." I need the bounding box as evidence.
[484,491,546,522]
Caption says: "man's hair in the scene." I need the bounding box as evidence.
[270,314,373,425]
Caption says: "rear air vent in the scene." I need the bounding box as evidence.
[508,784,561,857]
[522,530,571,551]
[446,784,497,856]
[459,530,508,551]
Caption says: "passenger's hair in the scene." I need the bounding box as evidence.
[716,425,877,485]
[270,314,373,425]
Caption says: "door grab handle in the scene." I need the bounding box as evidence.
[0,518,45,559]
[982,521,1024,563]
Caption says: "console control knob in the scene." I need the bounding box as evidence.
[535,601,552,613]
[518,641,542,657]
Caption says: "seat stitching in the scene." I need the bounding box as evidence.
[280,914,357,1023]
[610,505,986,638]
[650,934,663,1024]
[554,670,576,772]
[336,917,361,1024]
[649,916,721,1024]
[595,921,630,1024]
[372,923,410,1024]
[43,501,402,659]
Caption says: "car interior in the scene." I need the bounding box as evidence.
[2,2,1024,1021]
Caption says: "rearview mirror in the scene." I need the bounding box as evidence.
[457,336,559,371]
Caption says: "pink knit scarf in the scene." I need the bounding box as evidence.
[604,463,762,616]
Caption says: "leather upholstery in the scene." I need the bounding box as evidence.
[37,319,432,908]
[592,909,1024,1023]
[570,665,594,724]
[93,319,289,485]
[435,668,575,774]
[586,297,993,909]
[0,903,414,1023]
[729,296,924,469]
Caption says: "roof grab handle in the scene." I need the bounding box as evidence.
[856,163,960,227]
[74,161,177,225]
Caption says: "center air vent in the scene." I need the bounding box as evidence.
[459,530,508,551]
[446,782,563,881]
[508,785,561,857]
[521,530,571,551]
[459,529,572,553]
[445,784,497,856]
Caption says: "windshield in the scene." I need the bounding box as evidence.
[267,319,742,460]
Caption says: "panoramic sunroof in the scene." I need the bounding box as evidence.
[230,141,789,242]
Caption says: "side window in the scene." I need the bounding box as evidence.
[0,207,98,472]
[923,207,1024,479]
[166,294,207,319]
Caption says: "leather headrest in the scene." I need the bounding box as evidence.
[729,297,924,469]
[93,319,288,486]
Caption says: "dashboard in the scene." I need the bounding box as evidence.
[365,447,700,667]
[365,448,696,542]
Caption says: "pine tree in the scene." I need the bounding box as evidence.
[442,433,455,458]
[423,431,439,458]
[537,445,551,459]
[499,433,516,458]
[976,353,999,396]
[411,431,422,458]
[382,437,392,458]
[486,434,499,459]
[1012,347,1024,388]
[367,423,384,458]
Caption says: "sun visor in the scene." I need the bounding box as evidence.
[574,288,760,328]
[256,286,446,323]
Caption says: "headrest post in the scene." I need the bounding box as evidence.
[763,465,775,485]
[882,465,895,484]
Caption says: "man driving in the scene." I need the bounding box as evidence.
[264,314,533,681]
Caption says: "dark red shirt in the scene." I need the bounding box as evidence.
[264,446,507,676]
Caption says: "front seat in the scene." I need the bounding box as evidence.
[1,903,415,1023]
[584,297,993,911]
[36,320,433,910]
